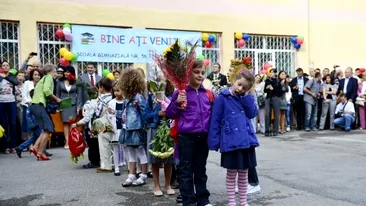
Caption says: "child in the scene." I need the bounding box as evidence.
[143,79,176,196]
[108,84,125,176]
[119,68,149,187]
[72,86,100,169]
[208,69,259,206]
[165,60,212,206]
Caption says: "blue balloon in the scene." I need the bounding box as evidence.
[243,33,250,41]
[294,43,301,50]
[291,37,297,44]
[208,35,215,43]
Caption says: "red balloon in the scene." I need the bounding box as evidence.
[205,41,212,48]
[55,28,64,39]
[263,63,271,70]
[297,38,304,45]
[203,59,210,67]
[238,39,245,48]
[359,68,366,73]
[60,58,69,67]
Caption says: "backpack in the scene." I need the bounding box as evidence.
[170,89,214,143]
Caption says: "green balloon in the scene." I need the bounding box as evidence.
[211,34,217,41]
[297,36,304,40]
[71,53,78,62]
[102,69,110,77]
[63,23,71,29]
[9,68,17,75]
[198,54,205,60]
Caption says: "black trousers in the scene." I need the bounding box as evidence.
[85,129,100,166]
[248,167,259,186]
[178,133,210,206]
[294,95,305,130]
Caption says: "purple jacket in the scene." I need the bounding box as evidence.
[166,85,212,134]
[208,88,259,153]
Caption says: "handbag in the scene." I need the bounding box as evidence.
[355,97,365,106]
[41,77,58,114]
[257,95,265,108]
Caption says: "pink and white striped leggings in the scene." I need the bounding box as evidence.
[226,169,249,206]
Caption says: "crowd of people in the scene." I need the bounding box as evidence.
[1,54,365,206]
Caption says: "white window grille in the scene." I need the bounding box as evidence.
[38,23,132,76]
[38,23,71,66]
[0,22,20,69]
[234,35,296,76]
[203,33,221,73]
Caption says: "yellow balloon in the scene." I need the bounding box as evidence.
[60,47,68,56]
[202,33,209,42]
[235,32,243,40]
[106,73,115,80]
[64,51,73,61]
[267,67,272,76]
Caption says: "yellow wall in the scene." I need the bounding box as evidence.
[1,0,365,73]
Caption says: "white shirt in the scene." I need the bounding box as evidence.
[297,77,304,95]
[285,86,292,103]
[335,101,355,115]
[0,78,15,103]
[362,81,366,95]
[344,78,350,94]
[89,73,96,85]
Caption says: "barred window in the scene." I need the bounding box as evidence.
[202,33,221,70]
[234,35,296,76]
[38,23,133,76]
[0,22,20,69]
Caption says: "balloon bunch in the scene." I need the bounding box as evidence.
[55,23,73,42]
[235,32,250,48]
[102,69,115,80]
[201,33,217,48]
[197,54,210,68]
[291,36,304,50]
[260,61,274,76]
[59,47,78,67]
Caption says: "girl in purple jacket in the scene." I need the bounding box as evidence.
[166,60,213,206]
[208,69,259,206]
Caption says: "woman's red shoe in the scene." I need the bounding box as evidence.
[37,154,51,161]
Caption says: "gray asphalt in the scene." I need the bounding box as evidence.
[1,129,366,206]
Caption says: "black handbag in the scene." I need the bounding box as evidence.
[42,77,59,114]
[257,95,265,108]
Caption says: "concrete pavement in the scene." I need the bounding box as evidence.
[1,129,366,206]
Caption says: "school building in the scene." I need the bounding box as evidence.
[1,0,365,76]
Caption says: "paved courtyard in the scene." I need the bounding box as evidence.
[1,130,366,206]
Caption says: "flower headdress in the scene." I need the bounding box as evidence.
[229,57,253,83]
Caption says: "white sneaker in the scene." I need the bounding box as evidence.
[286,127,290,132]
[247,185,261,194]
[235,185,239,193]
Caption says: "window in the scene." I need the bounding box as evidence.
[234,35,296,76]
[38,23,132,76]
[0,22,20,69]
[203,33,221,71]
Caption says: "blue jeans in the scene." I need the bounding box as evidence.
[334,114,355,131]
[305,102,318,129]
[0,102,17,149]
[286,104,291,127]
[18,126,42,150]
[178,133,210,206]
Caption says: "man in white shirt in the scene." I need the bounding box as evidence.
[80,63,102,105]
[334,93,356,131]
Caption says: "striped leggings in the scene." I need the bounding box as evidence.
[226,169,249,206]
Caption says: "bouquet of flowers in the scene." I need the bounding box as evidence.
[229,57,253,83]
[0,125,5,139]
[149,118,175,159]
[75,81,98,100]
[68,120,86,163]
[153,39,200,109]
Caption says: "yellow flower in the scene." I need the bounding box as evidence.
[163,47,171,56]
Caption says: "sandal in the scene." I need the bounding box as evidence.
[132,176,147,186]
[122,174,136,187]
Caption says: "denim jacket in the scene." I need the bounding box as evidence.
[124,94,146,130]
[143,94,172,128]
